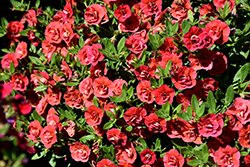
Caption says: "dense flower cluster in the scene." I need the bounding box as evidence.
[1,0,250,166]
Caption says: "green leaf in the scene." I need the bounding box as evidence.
[202,144,209,163]
[181,19,191,35]
[31,151,45,160]
[191,94,199,114]
[172,22,179,35]
[33,85,48,92]
[225,85,234,105]
[148,33,161,50]
[19,29,29,36]
[207,91,216,113]
[35,0,40,8]
[64,82,79,86]
[9,61,15,74]
[233,63,250,83]
[155,138,161,150]
[79,36,84,48]
[117,36,126,53]
[127,86,134,99]
[106,110,115,119]
[50,53,56,65]
[103,120,114,130]
[58,107,76,120]
[31,110,45,124]
[0,74,10,81]
[10,0,21,8]
[29,56,42,65]
[188,9,194,23]
[187,159,201,166]
[164,60,172,75]
[0,27,6,37]
[92,95,99,107]
[1,17,8,28]
[80,134,95,142]
[126,125,133,132]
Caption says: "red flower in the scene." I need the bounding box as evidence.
[140,149,156,165]
[208,51,228,76]
[63,89,85,109]
[45,86,62,106]
[23,9,37,27]
[107,128,127,146]
[239,124,250,149]
[110,79,128,96]
[15,41,28,60]
[77,44,104,66]
[181,120,202,145]
[60,23,74,44]
[159,38,180,56]
[97,159,116,167]
[0,83,12,99]
[176,90,202,108]
[114,4,132,22]
[226,97,250,125]
[63,120,76,137]
[70,142,91,163]
[36,97,48,116]
[159,54,183,72]
[61,60,72,79]
[154,84,175,105]
[245,155,250,167]
[45,22,62,44]
[199,3,217,20]
[93,76,112,98]
[198,113,224,137]
[213,0,235,12]
[194,77,219,100]
[122,141,137,164]
[171,66,197,90]
[85,105,104,126]
[145,113,167,133]
[170,0,193,21]
[46,107,62,132]
[79,77,93,99]
[42,39,57,62]
[140,0,162,16]
[90,61,108,79]
[118,13,140,33]
[204,19,230,45]
[10,73,29,92]
[167,119,185,139]
[124,107,147,126]
[30,70,55,86]
[136,81,154,104]
[26,120,43,143]
[117,161,135,167]
[188,49,216,71]
[13,94,32,115]
[134,65,154,81]
[40,125,57,148]
[1,53,18,71]
[213,145,240,167]
[163,149,185,167]
[183,26,206,51]
[125,35,147,54]
[84,4,109,25]
[6,21,24,42]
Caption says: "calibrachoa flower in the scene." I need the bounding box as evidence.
[198,113,224,137]
[40,125,57,149]
[45,86,62,106]
[136,81,154,104]
[93,76,112,98]
[170,0,192,21]
[6,21,24,42]
[163,149,185,167]
[64,88,85,109]
[96,159,116,167]
[10,73,29,92]
[26,120,43,143]
[79,77,93,99]
[69,142,91,163]
[213,145,240,167]
[140,149,156,165]
[144,113,167,133]
[154,84,175,105]
[238,124,250,149]
[171,66,197,90]
[110,79,128,96]
[45,21,62,44]
[15,41,28,60]
[194,77,219,100]
[208,51,228,76]
[140,0,162,16]
[84,4,109,25]
[114,4,132,22]
[124,107,147,126]
[1,53,18,71]
[183,26,206,51]
[204,19,230,45]
[85,105,104,126]
[125,35,147,54]
[213,0,235,12]
[107,128,127,146]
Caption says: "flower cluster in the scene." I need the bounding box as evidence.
[1,0,250,166]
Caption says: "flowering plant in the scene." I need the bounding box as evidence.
[1,0,250,166]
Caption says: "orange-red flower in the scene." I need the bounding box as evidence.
[170,0,193,21]
[154,84,175,105]
[45,86,62,106]
[1,53,18,71]
[114,4,132,22]
[70,142,91,163]
[125,35,147,54]
[118,13,140,33]
[140,0,162,16]
[213,0,235,12]
[26,120,43,143]
[36,97,48,116]
[213,145,240,167]
[107,128,127,146]
[110,79,128,96]
[93,76,112,98]
[163,149,185,167]
[45,22,62,44]
[84,4,109,25]
[124,107,147,126]
[85,105,104,126]
[204,19,230,45]
[140,149,156,165]
[136,81,154,104]
[10,73,29,92]
[79,77,93,99]
[63,89,85,109]
[183,26,206,51]
[40,125,57,148]
[171,66,197,90]
[15,41,28,60]
[6,21,24,43]
[145,113,167,133]
[239,124,250,149]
